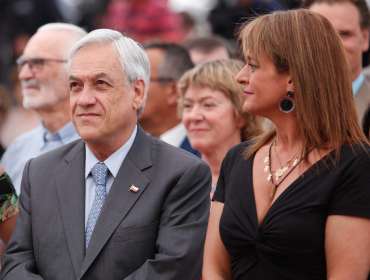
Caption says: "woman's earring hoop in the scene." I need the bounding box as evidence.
[279,90,295,113]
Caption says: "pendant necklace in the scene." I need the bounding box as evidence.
[263,138,308,199]
[272,140,302,182]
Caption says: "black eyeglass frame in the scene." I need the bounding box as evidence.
[16,58,68,74]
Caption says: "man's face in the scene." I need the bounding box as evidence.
[310,2,369,80]
[139,48,169,126]
[69,44,145,145]
[18,30,70,110]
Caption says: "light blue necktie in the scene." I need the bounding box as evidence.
[85,162,108,252]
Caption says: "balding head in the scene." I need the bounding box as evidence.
[37,23,87,58]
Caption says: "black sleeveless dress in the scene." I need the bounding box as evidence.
[213,141,370,280]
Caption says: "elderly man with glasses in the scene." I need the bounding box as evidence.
[0,23,87,195]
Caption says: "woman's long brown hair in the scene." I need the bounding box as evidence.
[241,9,368,165]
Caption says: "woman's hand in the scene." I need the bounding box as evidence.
[203,201,232,280]
[326,215,370,280]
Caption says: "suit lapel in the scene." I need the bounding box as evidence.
[55,140,86,280]
[80,126,152,277]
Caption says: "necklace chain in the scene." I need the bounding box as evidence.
[264,137,304,199]
[273,139,302,170]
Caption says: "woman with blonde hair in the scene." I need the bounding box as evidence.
[203,9,370,280]
[178,59,263,194]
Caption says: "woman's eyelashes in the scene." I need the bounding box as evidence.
[248,63,257,71]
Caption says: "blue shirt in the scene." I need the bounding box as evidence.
[1,121,80,195]
[84,125,137,227]
[353,73,364,96]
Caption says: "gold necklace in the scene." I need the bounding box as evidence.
[264,139,311,199]
[273,141,302,181]
[264,138,302,182]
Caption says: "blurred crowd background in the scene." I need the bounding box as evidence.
[0,0,370,151]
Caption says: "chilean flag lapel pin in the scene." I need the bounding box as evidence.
[129,185,139,192]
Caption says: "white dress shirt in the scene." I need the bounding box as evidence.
[159,122,187,148]
[84,125,137,227]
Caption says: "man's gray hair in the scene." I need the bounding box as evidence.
[68,29,151,117]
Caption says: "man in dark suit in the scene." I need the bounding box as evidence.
[0,29,211,280]
[302,0,370,121]
[139,42,200,157]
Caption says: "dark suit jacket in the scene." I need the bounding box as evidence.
[354,78,370,122]
[0,126,211,280]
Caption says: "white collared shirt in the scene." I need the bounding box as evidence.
[353,72,365,97]
[159,122,187,148]
[84,125,137,227]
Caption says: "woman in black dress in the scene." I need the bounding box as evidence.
[203,9,370,280]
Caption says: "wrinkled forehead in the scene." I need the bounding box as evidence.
[68,44,124,81]
[69,43,118,67]
[23,30,72,59]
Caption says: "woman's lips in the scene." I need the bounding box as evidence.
[190,128,208,132]
[244,91,253,98]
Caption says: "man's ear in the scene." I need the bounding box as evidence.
[362,28,369,52]
[132,79,146,110]
[165,81,179,106]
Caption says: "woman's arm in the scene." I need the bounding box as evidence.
[203,201,232,280]
[326,215,370,280]
[0,213,18,245]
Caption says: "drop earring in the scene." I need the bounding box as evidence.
[279,90,295,113]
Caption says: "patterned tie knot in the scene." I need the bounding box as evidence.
[91,162,108,187]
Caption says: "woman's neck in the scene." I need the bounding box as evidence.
[273,114,303,162]
[270,110,300,147]
[202,152,222,186]
[202,138,240,186]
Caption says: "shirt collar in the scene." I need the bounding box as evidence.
[85,125,138,179]
[159,122,187,147]
[352,72,364,97]
[40,121,78,149]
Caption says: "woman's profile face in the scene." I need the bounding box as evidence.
[182,87,243,154]
[236,51,291,118]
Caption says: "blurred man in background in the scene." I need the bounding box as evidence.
[140,42,200,157]
[184,36,234,65]
[303,0,370,121]
[1,23,87,195]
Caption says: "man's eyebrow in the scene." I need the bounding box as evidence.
[29,56,43,59]
[68,75,81,81]
[94,73,112,81]
[68,73,114,82]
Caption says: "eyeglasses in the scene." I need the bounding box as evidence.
[150,77,175,83]
[16,58,67,74]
